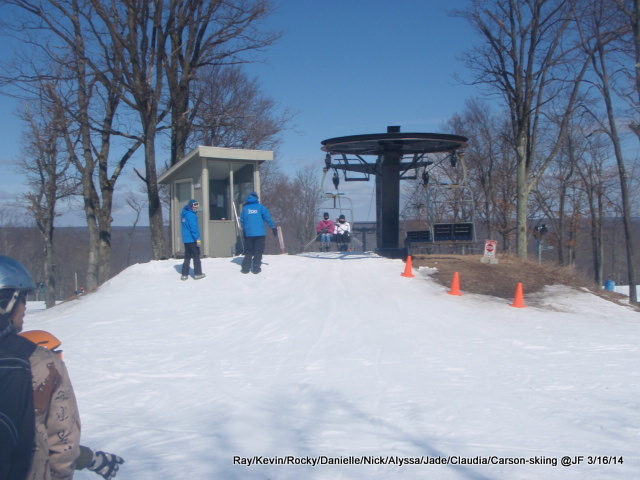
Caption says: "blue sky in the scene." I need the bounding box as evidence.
[251,0,479,167]
[0,0,482,225]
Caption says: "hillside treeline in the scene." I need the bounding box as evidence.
[0,0,638,304]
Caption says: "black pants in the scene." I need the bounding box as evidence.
[335,232,350,251]
[182,242,202,276]
[242,236,265,273]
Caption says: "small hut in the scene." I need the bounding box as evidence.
[158,146,273,258]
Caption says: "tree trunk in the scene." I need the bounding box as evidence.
[144,136,167,260]
[557,190,566,266]
[516,141,530,260]
[83,174,100,291]
[610,145,638,303]
[588,193,604,285]
[43,231,56,309]
[501,231,512,253]
[97,212,113,286]
[170,95,190,166]
[596,45,638,303]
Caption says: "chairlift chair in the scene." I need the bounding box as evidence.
[303,169,363,253]
[402,151,477,254]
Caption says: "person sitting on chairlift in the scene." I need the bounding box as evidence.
[316,212,335,252]
[334,214,351,251]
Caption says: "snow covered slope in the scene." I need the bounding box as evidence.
[25,253,640,479]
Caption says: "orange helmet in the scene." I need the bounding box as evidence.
[20,330,63,358]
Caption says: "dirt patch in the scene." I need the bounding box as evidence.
[411,254,637,310]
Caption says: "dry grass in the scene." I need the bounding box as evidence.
[411,254,638,310]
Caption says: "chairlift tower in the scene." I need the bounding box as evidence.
[321,126,468,258]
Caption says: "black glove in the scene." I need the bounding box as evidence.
[87,451,125,480]
[272,227,278,237]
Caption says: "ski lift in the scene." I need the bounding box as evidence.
[303,167,363,253]
[403,151,476,254]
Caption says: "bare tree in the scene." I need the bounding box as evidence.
[123,191,146,267]
[1,0,143,289]
[88,0,280,260]
[455,0,595,259]
[163,0,281,165]
[613,0,640,140]
[0,205,33,258]
[580,0,638,302]
[531,128,583,266]
[445,99,519,250]
[17,87,77,308]
[188,65,293,151]
[579,129,619,284]
[262,166,323,254]
[88,0,171,261]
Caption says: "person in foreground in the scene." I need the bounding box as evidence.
[0,255,123,480]
[18,330,125,480]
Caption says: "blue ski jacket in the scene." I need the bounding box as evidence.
[181,205,201,243]
[240,193,275,237]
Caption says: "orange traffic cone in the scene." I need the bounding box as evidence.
[448,271,462,295]
[510,282,526,308]
[401,255,415,277]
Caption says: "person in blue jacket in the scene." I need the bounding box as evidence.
[181,199,206,280]
[240,191,277,274]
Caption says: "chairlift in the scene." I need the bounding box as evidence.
[303,168,363,253]
[402,151,476,253]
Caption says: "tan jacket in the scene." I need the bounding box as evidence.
[27,347,81,480]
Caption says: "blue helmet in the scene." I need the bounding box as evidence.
[0,255,36,316]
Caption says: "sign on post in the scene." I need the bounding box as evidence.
[484,240,497,258]
[481,240,498,264]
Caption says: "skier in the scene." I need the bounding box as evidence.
[240,191,277,274]
[0,255,81,479]
[316,212,335,252]
[19,330,125,480]
[181,199,206,280]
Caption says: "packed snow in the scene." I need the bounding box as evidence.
[612,285,640,297]
[24,253,640,479]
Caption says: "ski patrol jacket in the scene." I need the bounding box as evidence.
[28,345,81,480]
[181,205,201,244]
[240,193,275,237]
[316,219,335,235]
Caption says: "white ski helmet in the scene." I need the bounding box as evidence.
[0,255,36,316]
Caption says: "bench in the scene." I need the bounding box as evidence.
[405,223,476,254]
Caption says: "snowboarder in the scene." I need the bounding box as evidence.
[181,199,206,280]
[240,191,277,274]
[316,212,335,252]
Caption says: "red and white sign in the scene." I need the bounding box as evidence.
[484,240,497,258]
